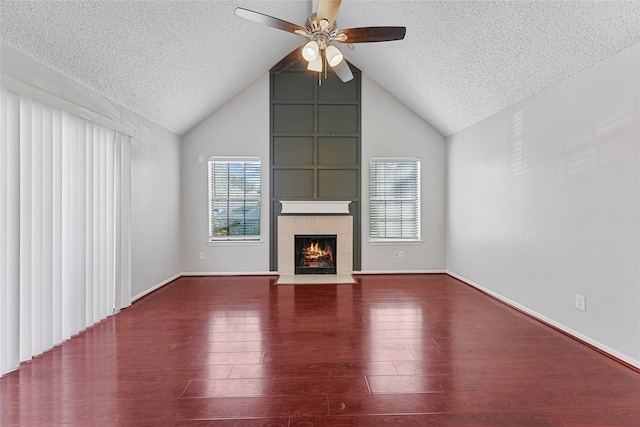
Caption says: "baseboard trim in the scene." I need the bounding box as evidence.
[355,270,447,275]
[446,271,640,372]
[181,271,276,277]
[131,273,181,302]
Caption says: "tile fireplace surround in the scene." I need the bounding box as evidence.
[277,201,353,282]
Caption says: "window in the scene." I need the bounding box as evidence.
[208,157,261,241]
[369,158,420,240]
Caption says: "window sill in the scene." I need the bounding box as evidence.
[368,239,423,245]
[207,240,263,247]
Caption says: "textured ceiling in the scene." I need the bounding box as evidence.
[1,1,640,136]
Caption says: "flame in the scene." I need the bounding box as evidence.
[302,240,333,263]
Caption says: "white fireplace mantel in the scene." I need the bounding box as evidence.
[279,200,351,214]
[277,215,353,276]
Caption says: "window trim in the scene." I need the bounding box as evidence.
[208,156,261,242]
[368,157,421,241]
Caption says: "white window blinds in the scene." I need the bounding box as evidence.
[208,158,261,241]
[0,87,131,376]
[369,158,421,239]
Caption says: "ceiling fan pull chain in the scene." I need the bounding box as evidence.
[324,53,328,80]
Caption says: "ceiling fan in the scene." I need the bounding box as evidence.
[235,0,406,83]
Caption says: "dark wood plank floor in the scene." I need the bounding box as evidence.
[2,274,639,426]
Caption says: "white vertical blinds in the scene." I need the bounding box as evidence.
[369,158,421,239]
[0,88,131,376]
[208,158,261,241]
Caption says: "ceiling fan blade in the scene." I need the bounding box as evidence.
[332,60,353,83]
[235,7,309,36]
[316,0,342,27]
[335,26,406,43]
[270,47,303,74]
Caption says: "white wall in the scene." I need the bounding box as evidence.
[447,43,640,367]
[361,76,447,272]
[180,73,447,274]
[180,75,271,274]
[130,120,181,298]
[1,44,182,300]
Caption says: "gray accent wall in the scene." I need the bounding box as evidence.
[270,64,362,271]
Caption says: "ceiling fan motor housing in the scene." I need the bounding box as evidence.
[306,13,337,49]
[306,13,336,31]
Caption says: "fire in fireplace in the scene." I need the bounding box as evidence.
[295,235,337,274]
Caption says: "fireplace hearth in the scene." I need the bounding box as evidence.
[295,235,337,275]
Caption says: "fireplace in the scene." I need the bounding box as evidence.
[277,209,352,277]
[295,235,337,275]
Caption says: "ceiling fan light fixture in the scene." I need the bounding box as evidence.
[302,40,319,62]
[307,55,323,72]
[325,45,344,67]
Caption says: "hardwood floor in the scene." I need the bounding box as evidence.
[2,274,639,426]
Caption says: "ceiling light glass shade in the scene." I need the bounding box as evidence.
[325,45,344,67]
[307,55,323,72]
[302,40,319,62]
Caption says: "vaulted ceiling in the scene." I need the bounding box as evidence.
[2,1,639,136]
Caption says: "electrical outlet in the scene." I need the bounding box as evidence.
[575,294,586,311]
[199,252,205,260]
[198,155,204,163]
[398,250,404,259]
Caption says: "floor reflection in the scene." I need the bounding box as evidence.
[2,274,638,425]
